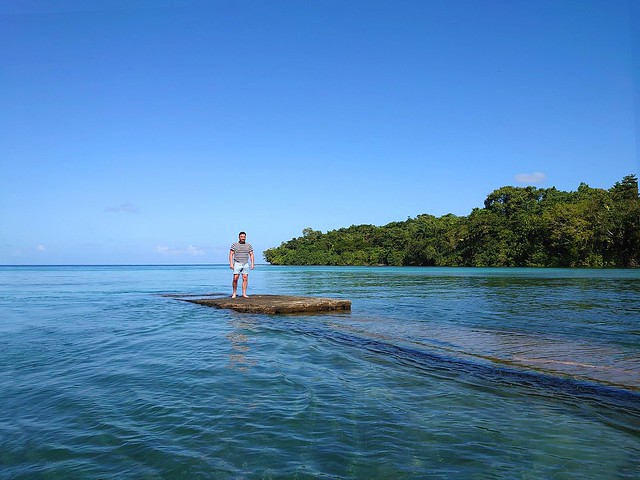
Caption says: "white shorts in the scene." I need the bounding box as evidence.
[233,262,250,275]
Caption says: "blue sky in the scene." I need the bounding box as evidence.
[1,0,637,265]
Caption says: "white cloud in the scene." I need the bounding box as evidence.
[156,245,206,256]
[515,172,546,185]
[186,245,205,256]
[36,244,46,252]
[105,202,139,213]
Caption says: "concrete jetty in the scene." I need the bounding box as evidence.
[180,294,351,314]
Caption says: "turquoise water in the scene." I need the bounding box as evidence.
[1,265,638,479]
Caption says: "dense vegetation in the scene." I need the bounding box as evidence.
[264,175,639,268]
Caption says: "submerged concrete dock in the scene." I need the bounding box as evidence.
[181,294,351,314]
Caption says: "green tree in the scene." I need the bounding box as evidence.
[263,176,639,268]
[608,175,639,267]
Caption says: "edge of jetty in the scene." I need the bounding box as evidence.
[180,294,351,314]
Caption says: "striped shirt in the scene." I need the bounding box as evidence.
[230,242,253,263]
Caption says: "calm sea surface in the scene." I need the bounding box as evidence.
[1,265,638,479]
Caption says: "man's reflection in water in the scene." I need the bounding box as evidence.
[226,317,256,372]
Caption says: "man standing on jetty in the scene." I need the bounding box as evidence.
[229,231,255,298]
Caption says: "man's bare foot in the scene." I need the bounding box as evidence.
[231,293,237,298]
[242,295,249,298]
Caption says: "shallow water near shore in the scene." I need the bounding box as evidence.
[1,265,639,478]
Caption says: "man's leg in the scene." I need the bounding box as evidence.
[232,274,239,298]
[242,274,249,298]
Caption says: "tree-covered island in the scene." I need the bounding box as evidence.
[264,175,639,268]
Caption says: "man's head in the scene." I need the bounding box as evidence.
[238,232,247,243]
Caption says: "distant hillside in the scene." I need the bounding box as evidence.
[264,175,639,268]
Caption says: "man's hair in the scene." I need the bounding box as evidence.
[239,231,246,236]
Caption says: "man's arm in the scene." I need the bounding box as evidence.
[250,250,255,269]
[229,249,235,269]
